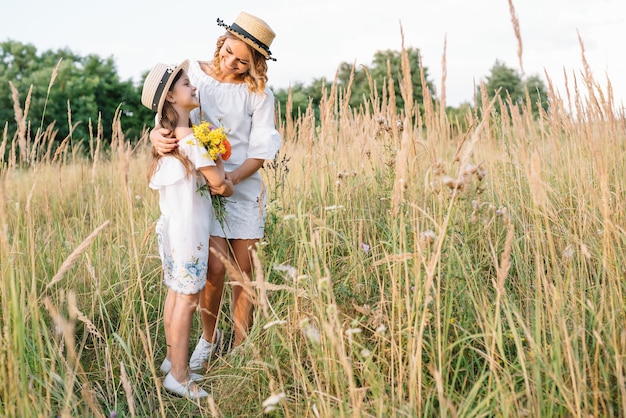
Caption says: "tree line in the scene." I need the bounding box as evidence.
[1,40,548,151]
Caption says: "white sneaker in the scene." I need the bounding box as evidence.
[159,358,204,381]
[162,373,208,399]
[159,358,171,374]
[189,329,221,371]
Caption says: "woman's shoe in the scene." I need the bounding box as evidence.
[159,358,204,381]
[162,373,208,399]
[189,329,221,371]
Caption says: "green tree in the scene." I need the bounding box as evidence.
[0,40,147,155]
[274,47,435,123]
[477,60,548,117]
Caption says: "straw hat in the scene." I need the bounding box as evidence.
[217,12,276,61]
[141,60,189,115]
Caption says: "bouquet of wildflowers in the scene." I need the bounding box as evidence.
[192,120,232,229]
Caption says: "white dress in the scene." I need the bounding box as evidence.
[150,133,216,294]
[188,60,282,239]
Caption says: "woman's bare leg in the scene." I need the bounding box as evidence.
[229,238,258,347]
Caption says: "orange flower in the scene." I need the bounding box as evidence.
[222,139,232,161]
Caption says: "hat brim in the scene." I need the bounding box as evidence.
[155,60,189,115]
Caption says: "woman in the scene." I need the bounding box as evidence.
[150,11,281,371]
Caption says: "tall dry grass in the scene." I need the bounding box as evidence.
[1,39,625,417]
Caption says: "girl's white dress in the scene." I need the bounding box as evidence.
[150,134,216,294]
[188,60,282,239]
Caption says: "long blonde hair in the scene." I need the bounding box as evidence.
[147,72,195,182]
[212,32,269,94]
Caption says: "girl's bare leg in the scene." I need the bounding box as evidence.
[169,292,198,385]
[163,289,175,362]
[199,236,228,343]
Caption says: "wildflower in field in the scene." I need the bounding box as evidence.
[581,243,591,259]
[300,318,321,344]
[375,324,387,335]
[360,348,371,357]
[273,264,297,281]
[353,303,371,316]
[562,245,575,259]
[345,327,362,336]
[360,242,370,254]
[477,166,487,181]
[420,230,436,245]
[262,392,286,413]
[442,175,464,191]
[192,120,232,228]
[263,320,287,330]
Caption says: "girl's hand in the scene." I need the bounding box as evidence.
[149,127,178,155]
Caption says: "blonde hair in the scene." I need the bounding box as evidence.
[147,72,196,182]
[212,32,269,94]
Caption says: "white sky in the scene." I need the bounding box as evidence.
[2,0,625,108]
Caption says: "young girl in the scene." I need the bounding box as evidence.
[141,60,233,399]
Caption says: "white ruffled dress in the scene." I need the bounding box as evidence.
[188,60,282,239]
[150,134,216,295]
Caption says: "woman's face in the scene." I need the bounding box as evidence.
[219,37,252,77]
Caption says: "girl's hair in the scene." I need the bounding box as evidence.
[212,32,268,94]
[147,71,196,182]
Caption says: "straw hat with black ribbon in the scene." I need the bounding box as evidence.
[217,12,276,61]
[141,60,190,115]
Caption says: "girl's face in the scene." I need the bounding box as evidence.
[169,71,198,110]
[219,37,252,78]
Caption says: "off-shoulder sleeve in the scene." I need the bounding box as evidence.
[247,88,282,160]
[149,158,186,189]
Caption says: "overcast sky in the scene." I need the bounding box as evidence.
[3,0,625,108]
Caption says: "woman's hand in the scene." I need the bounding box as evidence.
[228,159,264,185]
[210,178,234,197]
[149,127,178,155]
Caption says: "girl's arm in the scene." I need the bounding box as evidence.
[199,160,234,197]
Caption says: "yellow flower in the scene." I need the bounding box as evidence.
[192,121,231,161]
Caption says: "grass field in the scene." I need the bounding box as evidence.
[1,49,625,417]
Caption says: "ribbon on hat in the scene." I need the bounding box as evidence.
[151,68,174,112]
[217,18,276,61]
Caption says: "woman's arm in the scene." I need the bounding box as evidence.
[149,127,179,155]
[228,158,264,185]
